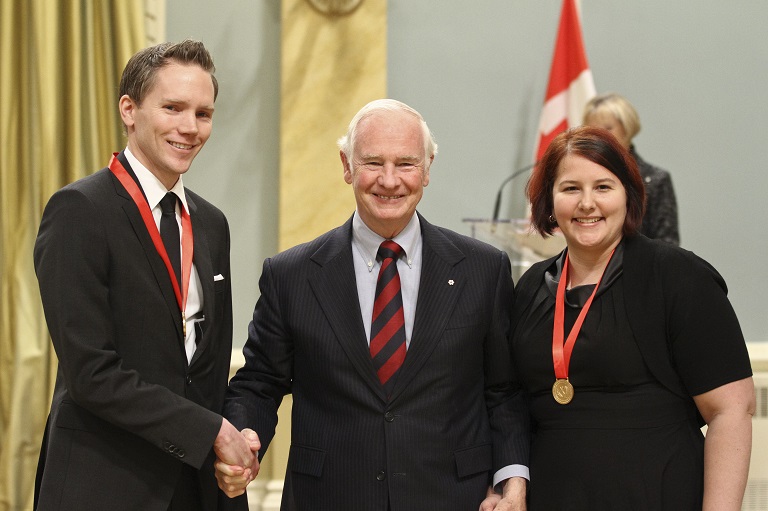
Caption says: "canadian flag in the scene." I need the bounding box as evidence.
[533,0,596,162]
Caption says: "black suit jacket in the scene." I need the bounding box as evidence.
[224,213,529,511]
[34,153,233,510]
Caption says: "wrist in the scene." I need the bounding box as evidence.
[502,476,527,500]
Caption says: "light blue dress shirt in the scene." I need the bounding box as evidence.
[349,210,529,490]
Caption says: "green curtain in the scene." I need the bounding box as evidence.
[0,2,145,509]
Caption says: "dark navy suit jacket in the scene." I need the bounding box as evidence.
[225,213,529,511]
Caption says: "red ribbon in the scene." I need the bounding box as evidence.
[108,153,193,313]
[552,249,614,379]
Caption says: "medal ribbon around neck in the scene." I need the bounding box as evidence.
[552,248,614,404]
[108,153,193,315]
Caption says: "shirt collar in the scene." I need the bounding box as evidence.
[124,147,189,213]
[352,211,421,271]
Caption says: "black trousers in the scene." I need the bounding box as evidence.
[168,464,203,511]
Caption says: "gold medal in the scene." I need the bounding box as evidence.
[551,251,614,407]
[552,378,574,405]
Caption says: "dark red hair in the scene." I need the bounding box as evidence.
[527,125,646,236]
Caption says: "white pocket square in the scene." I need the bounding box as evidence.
[213,274,225,282]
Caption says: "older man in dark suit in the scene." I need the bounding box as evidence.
[218,99,530,511]
[34,40,256,511]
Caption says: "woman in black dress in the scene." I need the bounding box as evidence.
[512,126,753,510]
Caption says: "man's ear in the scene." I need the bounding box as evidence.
[118,95,136,129]
[341,150,353,184]
[422,154,434,187]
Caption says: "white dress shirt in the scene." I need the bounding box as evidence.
[125,147,203,363]
[351,211,422,346]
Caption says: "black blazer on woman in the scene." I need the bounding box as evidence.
[512,234,751,410]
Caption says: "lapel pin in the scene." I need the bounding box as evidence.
[448,279,454,286]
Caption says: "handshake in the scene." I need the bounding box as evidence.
[212,419,262,498]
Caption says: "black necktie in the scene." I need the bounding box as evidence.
[159,192,181,289]
[370,240,406,395]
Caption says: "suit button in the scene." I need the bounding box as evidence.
[376,471,386,481]
[186,375,192,385]
[177,449,186,458]
[384,411,395,422]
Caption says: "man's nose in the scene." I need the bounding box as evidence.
[377,164,399,187]
[178,112,199,134]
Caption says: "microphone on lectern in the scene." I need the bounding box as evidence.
[491,163,536,222]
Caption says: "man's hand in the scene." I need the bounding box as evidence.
[479,477,527,511]
[479,485,501,511]
[213,420,261,497]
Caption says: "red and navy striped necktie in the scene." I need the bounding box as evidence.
[370,240,407,395]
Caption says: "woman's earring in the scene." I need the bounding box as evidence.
[548,214,557,224]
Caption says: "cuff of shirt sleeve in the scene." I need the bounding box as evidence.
[492,464,530,493]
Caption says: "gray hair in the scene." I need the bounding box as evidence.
[337,99,438,161]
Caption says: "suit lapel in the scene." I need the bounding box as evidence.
[308,219,388,402]
[389,216,465,403]
[187,194,214,366]
[111,153,183,340]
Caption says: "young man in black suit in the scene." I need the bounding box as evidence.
[34,40,257,511]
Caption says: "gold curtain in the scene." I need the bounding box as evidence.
[0,2,145,509]
[279,0,387,251]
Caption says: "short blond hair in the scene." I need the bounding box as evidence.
[583,92,641,141]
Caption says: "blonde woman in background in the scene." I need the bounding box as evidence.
[583,92,680,245]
